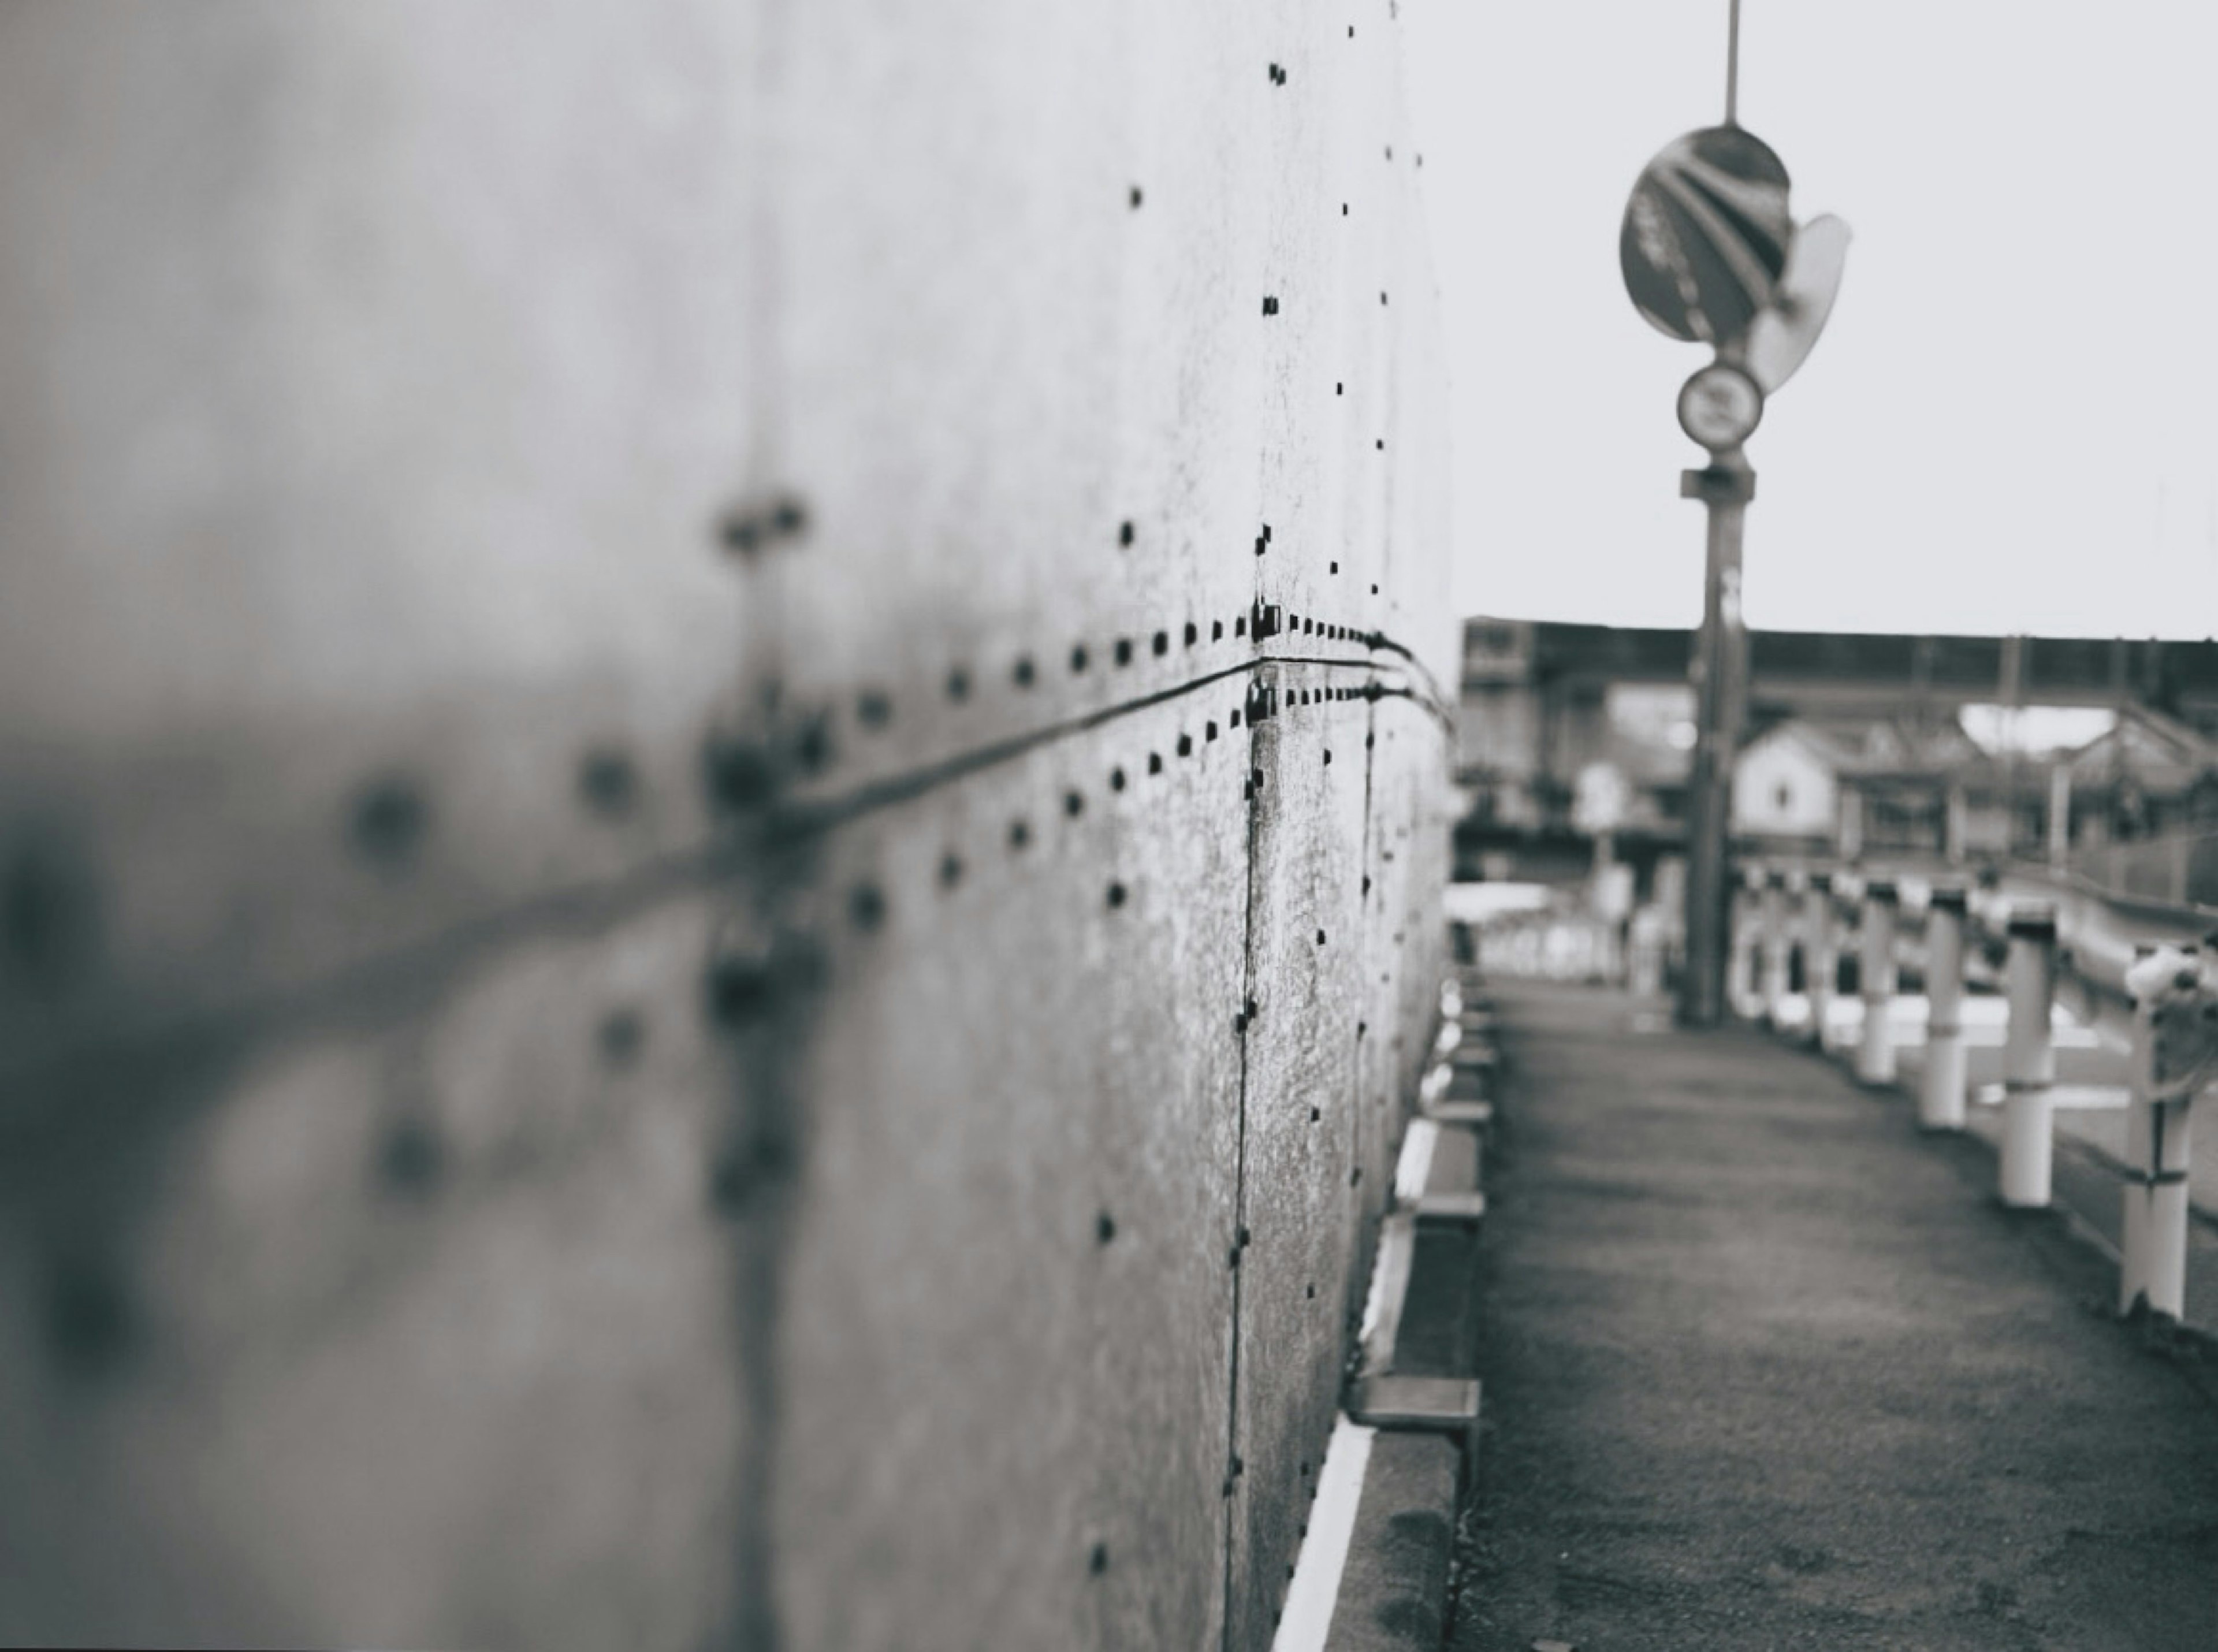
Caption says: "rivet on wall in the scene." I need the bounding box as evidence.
[347,775,430,872]
[1148,752,1164,775]
[849,884,887,931]
[578,747,639,817]
[1129,185,1143,208]
[1176,734,1193,758]
[1152,631,1169,656]
[1065,790,1085,817]
[378,1116,442,1196]
[1013,656,1037,687]
[1263,296,1280,316]
[40,1252,137,1381]
[1184,622,1199,646]
[597,1007,646,1067]
[1213,619,1225,641]
[1115,638,1134,666]
[793,713,834,775]
[946,666,972,701]
[1009,819,1032,850]
[702,734,777,816]
[1106,881,1127,909]
[857,690,892,729]
[1111,766,1127,792]
[1119,520,1135,546]
[1091,1543,1110,1576]
[939,853,963,889]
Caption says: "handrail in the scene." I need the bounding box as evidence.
[1734,854,2218,1325]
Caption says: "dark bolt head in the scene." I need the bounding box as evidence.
[2,828,100,993]
[791,713,835,775]
[705,948,777,1025]
[702,734,777,814]
[348,776,429,870]
[856,690,892,729]
[597,1007,646,1067]
[849,883,887,931]
[1089,1543,1109,1576]
[578,748,639,817]
[1096,1210,1116,1244]
[378,1117,442,1195]
[42,1252,135,1381]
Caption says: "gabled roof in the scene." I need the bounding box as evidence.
[1746,716,1984,779]
[2061,705,2217,783]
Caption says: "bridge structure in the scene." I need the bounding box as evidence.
[0,5,1457,1650]
[1439,860,2218,1649]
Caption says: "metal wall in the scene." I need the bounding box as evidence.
[0,3,1456,1647]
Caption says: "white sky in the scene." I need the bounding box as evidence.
[1405,1,2218,638]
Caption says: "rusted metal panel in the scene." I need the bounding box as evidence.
[766,690,1246,1652]
[0,2,1454,1648]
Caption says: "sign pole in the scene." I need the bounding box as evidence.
[1725,0,1741,126]
[1680,447,1754,1026]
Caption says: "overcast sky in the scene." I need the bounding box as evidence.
[1405,1,2218,639]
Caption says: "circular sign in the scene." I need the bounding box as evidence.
[1677,361,1763,451]
[1621,126,1793,348]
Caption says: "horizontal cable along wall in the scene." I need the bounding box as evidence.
[0,3,1457,1649]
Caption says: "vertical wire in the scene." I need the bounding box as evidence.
[1726,0,1741,125]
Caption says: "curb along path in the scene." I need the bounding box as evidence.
[1449,981,2218,1652]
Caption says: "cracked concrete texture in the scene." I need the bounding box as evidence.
[1452,981,2218,1652]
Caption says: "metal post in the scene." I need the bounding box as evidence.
[1804,870,1836,1050]
[2000,903,2058,1207]
[2121,948,2204,1319]
[1855,879,1899,1084]
[2046,763,2071,871]
[1921,884,1968,1129]
[1759,869,1791,1026]
[1728,873,1761,1019]
[1678,455,1753,1026]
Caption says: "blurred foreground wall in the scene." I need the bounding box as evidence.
[0,3,1456,1647]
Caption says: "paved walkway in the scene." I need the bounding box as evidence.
[1449,982,2218,1652]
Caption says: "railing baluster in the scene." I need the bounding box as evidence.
[2000,902,2059,1208]
[1921,883,1968,1130]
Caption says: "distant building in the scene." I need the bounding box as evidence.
[1455,617,2218,887]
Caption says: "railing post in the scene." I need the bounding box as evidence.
[1855,878,1899,1084]
[1921,883,1968,1130]
[2000,902,2058,1207]
[2121,946,2210,1319]
[1729,869,1763,1020]
[1759,869,1791,1027]
[1803,870,1836,1050]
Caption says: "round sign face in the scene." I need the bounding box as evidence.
[1621,126,1793,348]
[1677,362,1764,451]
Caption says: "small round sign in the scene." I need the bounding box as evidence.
[1677,361,1764,451]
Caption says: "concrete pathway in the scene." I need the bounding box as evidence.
[1449,982,2218,1652]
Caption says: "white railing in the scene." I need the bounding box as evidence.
[1733,858,2218,1323]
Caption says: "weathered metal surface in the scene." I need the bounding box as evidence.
[0,2,1456,1648]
